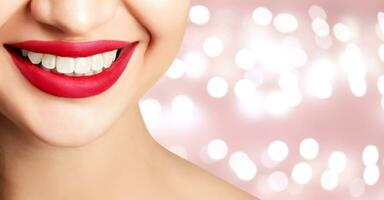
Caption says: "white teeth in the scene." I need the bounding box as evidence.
[41,54,56,70]
[92,54,104,71]
[111,50,117,61]
[27,52,43,64]
[56,57,75,74]
[74,57,92,75]
[20,48,120,77]
[102,50,117,69]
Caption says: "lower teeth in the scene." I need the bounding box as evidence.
[17,48,120,77]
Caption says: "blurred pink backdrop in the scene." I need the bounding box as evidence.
[141,1,384,199]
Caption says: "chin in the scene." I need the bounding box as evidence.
[29,122,107,147]
[22,102,116,147]
[30,120,109,148]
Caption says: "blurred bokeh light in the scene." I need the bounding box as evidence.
[140,0,384,199]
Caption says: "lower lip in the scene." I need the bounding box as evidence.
[5,42,137,98]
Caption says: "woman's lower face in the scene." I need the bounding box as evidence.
[0,0,190,147]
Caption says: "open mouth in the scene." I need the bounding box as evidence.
[4,40,138,98]
[14,47,122,77]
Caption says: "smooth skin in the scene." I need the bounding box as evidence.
[0,0,260,199]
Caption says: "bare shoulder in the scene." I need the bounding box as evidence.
[166,154,260,200]
[193,171,260,200]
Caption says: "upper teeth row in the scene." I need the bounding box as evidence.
[21,49,118,76]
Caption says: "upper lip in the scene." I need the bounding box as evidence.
[6,40,131,57]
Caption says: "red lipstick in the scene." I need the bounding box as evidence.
[4,40,138,98]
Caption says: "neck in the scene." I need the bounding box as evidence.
[0,104,171,200]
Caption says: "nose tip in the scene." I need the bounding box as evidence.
[30,0,118,36]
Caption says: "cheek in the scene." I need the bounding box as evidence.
[0,1,28,29]
[125,0,190,37]
[123,0,190,93]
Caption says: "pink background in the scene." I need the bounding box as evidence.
[141,1,384,199]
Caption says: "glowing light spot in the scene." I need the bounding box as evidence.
[229,152,249,170]
[207,139,228,161]
[349,77,367,97]
[363,165,380,186]
[349,178,365,198]
[288,46,308,67]
[268,171,289,192]
[266,91,290,116]
[189,5,210,25]
[305,59,335,99]
[207,77,229,98]
[278,70,302,107]
[328,151,347,173]
[375,23,384,41]
[235,79,257,100]
[243,68,264,87]
[340,44,367,97]
[282,88,303,108]
[378,12,384,35]
[139,98,162,124]
[229,152,257,181]
[235,79,264,117]
[273,13,299,33]
[268,140,289,162]
[252,7,273,26]
[378,44,384,62]
[363,145,379,166]
[321,170,339,191]
[341,44,364,70]
[312,18,330,37]
[203,37,224,57]
[291,162,313,185]
[182,51,208,79]
[377,75,384,95]
[300,138,319,160]
[249,37,306,73]
[378,12,384,23]
[309,5,327,20]
[166,59,185,79]
[235,159,258,181]
[171,95,195,115]
[235,49,257,70]
[333,23,352,42]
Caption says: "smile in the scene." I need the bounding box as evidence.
[4,40,138,98]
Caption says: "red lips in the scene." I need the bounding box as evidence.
[4,40,138,98]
